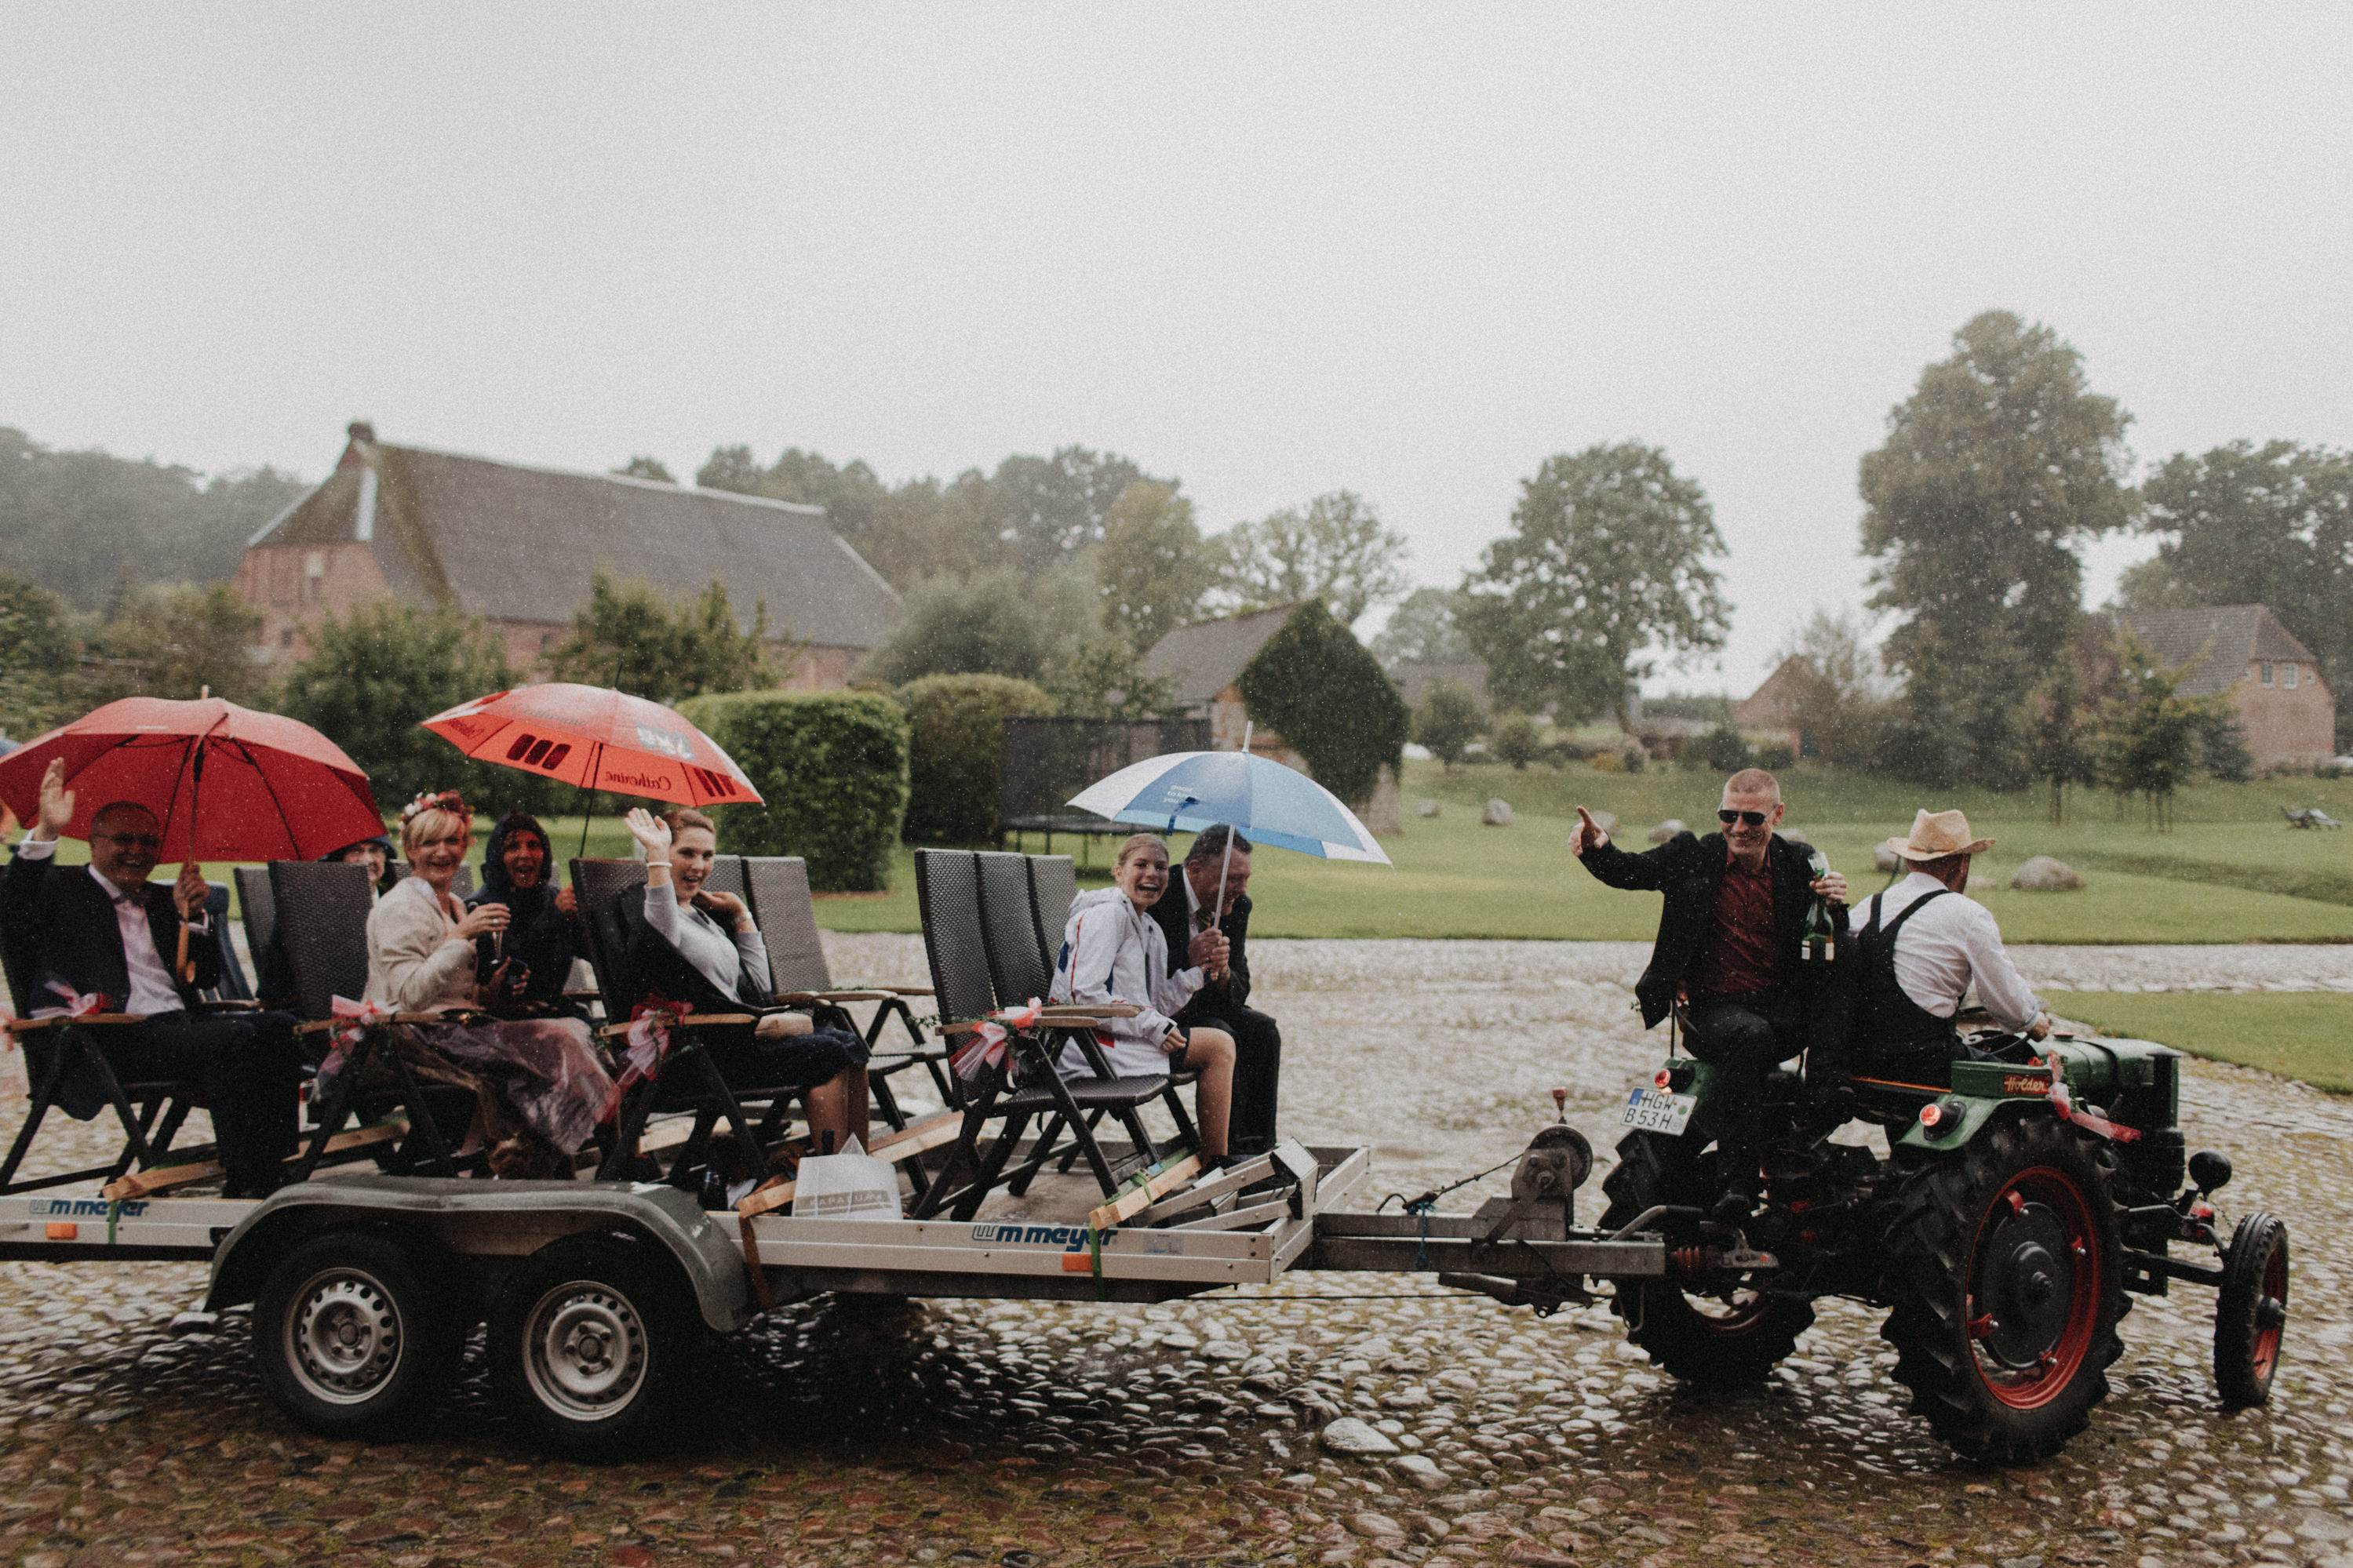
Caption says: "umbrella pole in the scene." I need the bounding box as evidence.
[1210,722,1251,968]
[175,740,206,984]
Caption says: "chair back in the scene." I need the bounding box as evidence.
[914,849,994,1026]
[1027,855,1077,975]
[235,866,296,1006]
[701,855,746,901]
[976,851,1052,1004]
[743,857,830,994]
[200,882,253,1002]
[450,862,475,900]
[568,858,651,1014]
[268,861,377,1022]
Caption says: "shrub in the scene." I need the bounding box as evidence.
[1754,741,1795,771]
[896,674,1053,844]
[1234,600,1409,806]
[1543,736,1590,768]
[676,689,909,890]
[1620,744,1648,773]
[1490,712,1543,769]
[1590,749,1623,774]
[1411,678,1485,770]
[1690,722,1752,773]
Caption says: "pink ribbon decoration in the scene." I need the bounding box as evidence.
[599,996,687,1124]
[31,981,108,1020]
[2040,1050,2140,1144]
[951,997,1044,1083]
[313,995,390,1102]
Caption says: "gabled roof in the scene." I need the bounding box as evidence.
[2122,606,2323,697]
[1734,656,1813,723]
[1144,604,1302,708]
[250,428,901,649]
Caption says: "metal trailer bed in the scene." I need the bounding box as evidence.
[0,1128,1648,1451]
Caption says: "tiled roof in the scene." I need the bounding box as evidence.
[1144,604,1302,708]
[2122,606,2319,698]
[253,433,901,649]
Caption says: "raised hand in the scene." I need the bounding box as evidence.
[623,806,671,863]
[1570,805,1609,858]
[172,861,209,919]
[695,889,751,931]
[32,759,73,841]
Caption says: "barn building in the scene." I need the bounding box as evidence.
[2123,606,2337,770]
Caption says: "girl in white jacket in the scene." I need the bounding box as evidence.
[1050,834,1237,1166]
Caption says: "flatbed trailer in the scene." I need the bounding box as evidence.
[0,1129,1655,1453]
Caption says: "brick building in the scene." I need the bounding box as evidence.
[2123,606,2337,770]
[233,423,900,686]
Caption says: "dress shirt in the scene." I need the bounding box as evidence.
[1845,871,2042,1031]
[13,835,202,1017]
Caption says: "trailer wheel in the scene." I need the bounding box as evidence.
[252,1228,463,1438]
[2214,1212,2289,1408]
[1597,1131,1814,1387]
[488,1233,689,1456]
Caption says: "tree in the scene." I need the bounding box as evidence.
[546,569,775,703]
[2129,439,2352,728]
[989,446,1160,574]
[857,569,1051,687]
[614,456,676,483]
[1489,711,1543,769]
[2094,628,2225,831]
[1411,678,1484,769]
[1761,608,1905,771]
[280,602,552,813]
[1370,587,1473,669]
[1859,311,2134,788]
[896,674,1055,845]
[1233,601,1409,809]
[1459,442,1729,726]
[1093,480,1213,653]
[1212,490,1411,628]
[0,570,77,739]
[79,582,270,708]
[1038,632,1176,719]
[2031,638,2098,824]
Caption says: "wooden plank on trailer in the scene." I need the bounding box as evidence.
[734,1111,963,1219]
[1133,1153,1278,1225]
[100,1120,410,1201]
[1085,1154,1204,1231]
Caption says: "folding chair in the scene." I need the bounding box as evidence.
[908,849,1175,1221]
[270,861,464,1181]
[569,858,776,1186]
[1028,854,1077,973]
[234,866,294,1009]
[199,883,255,1002]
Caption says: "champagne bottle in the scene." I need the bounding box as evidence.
[1803,848,1836,962]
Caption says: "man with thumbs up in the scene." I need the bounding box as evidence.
[1572,768,1845,1217]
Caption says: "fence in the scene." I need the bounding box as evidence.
[999,716,1211,853]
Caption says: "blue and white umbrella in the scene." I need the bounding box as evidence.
[1066,738,1392,867]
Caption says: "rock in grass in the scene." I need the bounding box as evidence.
[1481,799,1515,828]
[1874,842,1902,873]
[1321,1416,1401,1455]
[1415,799,1441,817]
[1778,828,1810,846]
[2010,855,2084,891]
[1647,818,1685,844]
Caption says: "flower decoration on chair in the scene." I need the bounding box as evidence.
[315,995,391,1102]
[31,980,108,1020]
[600,993,690,1122]
[950,997,1043,1083]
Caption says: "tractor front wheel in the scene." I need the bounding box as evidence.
[2214,1212,2289,1408]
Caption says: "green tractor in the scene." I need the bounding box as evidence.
[1599,1023,2289,1464]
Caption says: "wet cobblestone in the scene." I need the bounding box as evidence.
[0,936,2344,1567]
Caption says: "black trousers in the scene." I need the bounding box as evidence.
[101,1010,301,1183]
[1677,991,1798,1197]
[1176,999,1282,1156]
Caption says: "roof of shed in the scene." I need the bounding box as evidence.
[1144,604,1302,707]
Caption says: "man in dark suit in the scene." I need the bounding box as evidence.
[3,760,300,1198]
[1149,825,1283,1159]
[1571,768,1847,1216]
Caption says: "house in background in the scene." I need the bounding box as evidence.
[233,423,901,686]
[2122,606,2337,769]
[1734,656,1812,756]
[1143,602,1401,832]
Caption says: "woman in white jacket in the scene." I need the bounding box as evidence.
[1050,834,1237,1166]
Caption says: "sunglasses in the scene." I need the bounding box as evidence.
[1717,809,1770,828]
[100,832,163,850]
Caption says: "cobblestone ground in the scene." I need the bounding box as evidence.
[0,937,2346,1568]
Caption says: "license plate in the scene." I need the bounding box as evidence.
[1622,1086,1697,1135]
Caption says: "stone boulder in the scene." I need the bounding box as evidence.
[1647,818,1685,844]
[2010,855,2084,891]
[1414,799,1441,818]
[1873,842,1902,873]
[1778,828,1810,847]
[1481,799,1515,827]
[1320,1416,1400,1456]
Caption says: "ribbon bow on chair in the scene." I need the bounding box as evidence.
[314,996,390,1102]
[599,994,689,1123]
[950,997,1043,1083]
[31,981,109,1020]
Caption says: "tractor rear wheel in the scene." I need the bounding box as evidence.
[1881,1115,2127,1464]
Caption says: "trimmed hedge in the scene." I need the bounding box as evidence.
[676,689,909,892]
[897,674,1053,845]
[1236,601,1409,807]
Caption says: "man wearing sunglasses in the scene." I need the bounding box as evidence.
[1571,767,1845,1219]
[3,759,301,1199]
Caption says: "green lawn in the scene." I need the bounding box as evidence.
[2042,990,2353,1093]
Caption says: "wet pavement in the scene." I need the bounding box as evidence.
[0,935,2346,1568]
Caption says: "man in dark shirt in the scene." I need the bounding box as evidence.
[1149,825,1282,1158]
[1572,768,1846,1214]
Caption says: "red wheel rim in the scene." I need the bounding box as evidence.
[2251,1239,2288,1384]
[1967,1165,2101,1410]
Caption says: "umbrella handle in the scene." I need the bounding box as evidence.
[177,737,205,984]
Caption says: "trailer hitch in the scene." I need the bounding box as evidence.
[1437,1271,1592,1318]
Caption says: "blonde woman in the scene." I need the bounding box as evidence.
[1050,833,1237,1166]
[365,793,615,1178]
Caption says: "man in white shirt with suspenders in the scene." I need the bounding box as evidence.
[1845,809,2050,1089]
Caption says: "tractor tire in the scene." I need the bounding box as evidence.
[1598,1130,1814,1388]
[2213,1212,2289,1408]
[1881,1115,2128,1464]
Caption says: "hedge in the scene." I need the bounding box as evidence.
[897,674,1054,845]
[676,689,909,892]
[1235,601,1409,806]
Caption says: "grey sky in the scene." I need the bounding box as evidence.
[5,5,2348,690]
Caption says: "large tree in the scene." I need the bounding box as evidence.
[1459,442,1729,725]
[80,582,271,709]
[1369,587,1473,669]
[547,569,776,704]
[1859,311,2134,787]
[2125,439,2351,729]
[1093,480,1212,653]
[990,446,1160,574]
[1212,490,1410,628]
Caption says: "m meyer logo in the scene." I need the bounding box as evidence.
[30,1197,147,1218]
[971,1223,1117,1252]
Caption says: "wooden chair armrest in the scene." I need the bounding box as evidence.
[883,986,933,997]
[199,999,262,1013]
[772,990,895,1006]
[6,1013,144,1033]
[594,1012,758,1040]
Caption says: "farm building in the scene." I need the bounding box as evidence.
[2123,606,2337,770]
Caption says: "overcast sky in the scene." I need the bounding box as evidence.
[5,5,2348,690]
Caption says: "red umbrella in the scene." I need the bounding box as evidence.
[420,684,762,809]
[0,697,386,863]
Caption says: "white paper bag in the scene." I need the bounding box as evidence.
[792,1137,901,1220]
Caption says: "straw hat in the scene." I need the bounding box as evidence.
[1882,808,1995,864]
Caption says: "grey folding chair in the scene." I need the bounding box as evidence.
[235,866,293,1008]
[741,855,948,1100]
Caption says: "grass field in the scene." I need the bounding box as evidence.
[2042,990,2353,1093]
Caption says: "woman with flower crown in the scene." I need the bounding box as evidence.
[362,791,615,1178]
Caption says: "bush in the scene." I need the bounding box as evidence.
[1590,750,1623,774]
[858,568,1051,687]
[1234,601,1409,806]
[1490,712,1543,769]
[676,689,909,891]
[1689,722,1752,773]
[1411,678,1486,770]
[896,674,1053,844]
[1543,737,1591,768]
[1620,744,1647,773]
[1754,741,1795,771]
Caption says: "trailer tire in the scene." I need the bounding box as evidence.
[2214,1212,2289,1408]
[489,1233,691,1457]
[1597,1130,1814,1387]
[252,1228,464,1439]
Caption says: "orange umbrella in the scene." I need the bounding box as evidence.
[421,684,763,809]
